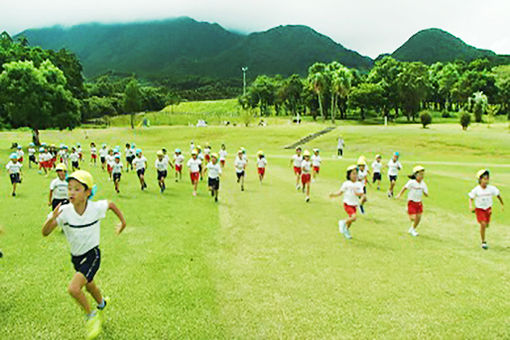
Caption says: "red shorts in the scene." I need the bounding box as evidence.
[343,203,357,217]
[190,172,200,182]
[220,160,225,165]
[205,155,210,162]
[175,164,182,172]
[91,154,97,159]
[107,165,113,173]
[301,173,311,184]
[313,166,320,173]
[407,201,423,215]
[475,208,492,223]
[19,157,23,163]
[258,167,265,175]
[293,166,302,175]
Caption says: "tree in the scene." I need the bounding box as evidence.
[123,79,142,129]
[0,59,80,144]
[397,62,430,121]
[437,63,460,111]
[329,64,353,122]
[367,56,402,117]
[307,62,327,120]
[246,75,276,116]
[348,83,385,120]
[496,77,510,118]
[469,91,488,123]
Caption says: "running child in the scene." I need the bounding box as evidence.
[76,143,83,161]
[70,147,80,171]
[371,155,383,190]
[99,144,108,171]
[396,166,428,237]
[468,169,504,250]
[6,153,23,197]
[357,156,371,214]
[301,150,312,202]
[49,163,69,210]
[16,145,24,164]
[132,149,147,191]
[387,152,402,198]
[311,149,321,182]
[106,149,115,181]
[38,147,48,175]
[203,143,211,164]
[256,151,267,184]
[204,153,222,202]
[28,143,37,168]
[90,143,97,166]
[234,150,247,191]
[111,155,123,194]
[173,149,184,182]
[42,170,126,340]
[186,149,201,196]
[155,150,170,193]
[329,165,364,240]
[290,147,303,190]
[219,144,227,168]
[196,145,204,180]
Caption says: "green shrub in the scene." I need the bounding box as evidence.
[420,111,432,128]
[460,112,471,130]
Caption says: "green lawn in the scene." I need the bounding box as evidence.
[0,122,509,339]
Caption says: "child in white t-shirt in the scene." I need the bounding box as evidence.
[468,169,504,249]
[155,150,172,193]
[42,170,126,339]
[356,156,371,214]
[187,149,202,196]
[396,166,429,237]
[204,153,222,202]
[132,149,148,191]
[290,147,303,190]
[111,155,123,194]
[371,154,383,190]
[49,163,69,209]
[329,165,364,240]
[301,151,312,202]
[70,147,80,171]
[90,142,97,166]
[219,144,227,168]
[173,149,184,182]
[28,143,37,168]
[234,150,247,191]
[256,151,267,184]
[386,152,402,198]
[311,149,321,182]
[6,153,23,197]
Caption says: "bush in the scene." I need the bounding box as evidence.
[441,111,451,118]
[419,111,432,128]
[460,112,471,130]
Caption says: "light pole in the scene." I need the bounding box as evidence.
[241,66,248,96]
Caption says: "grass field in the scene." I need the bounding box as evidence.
[0,122,509,339]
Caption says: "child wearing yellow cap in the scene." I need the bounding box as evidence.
[256,151,267,184]
[6,153,23,197]
[234,150,247,191]
[49,163,69,209]
[155,150,173,193]
[204,153,222,202]
[468,169,504,249]
[396,166,428,237]
[301,150,312,202]
[42,170,126,339]
[330,165,364,240]
[187,149,202,196]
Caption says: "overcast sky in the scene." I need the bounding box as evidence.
[2,0,509,58]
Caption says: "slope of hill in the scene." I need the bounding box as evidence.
[16,17,373,79]
[391,28,496,64]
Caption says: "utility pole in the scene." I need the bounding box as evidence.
[241,66,248,96]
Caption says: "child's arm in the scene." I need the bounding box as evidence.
[497,195,504,210]
[329,189,344,198]
[395,187,407,199]
[108,201,127,235]
[469,198,475,212]
[48,190,53,206]
[168,159,174,169]
[42,203,62,236]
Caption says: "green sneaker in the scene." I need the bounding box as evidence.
[86,312,102,340]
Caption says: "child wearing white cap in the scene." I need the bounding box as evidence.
[6,153,23,197]
[204,153,222,202]
[386,152,402,198]
[155,150,172,193]
[290,147,303,190]
[396,166,428,237]
[468,169,504,249]
[132,149,148,191]
[187,149,201,196]
[356,156,371,214]
[219,144,227,168]
[49,163,69,209]
[234,150,247,191]
[301,150,312,202]
[173,149,184,182]
[112,155,123,193]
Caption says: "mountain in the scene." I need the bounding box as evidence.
[389,28,497,64]
[16,17,373,79]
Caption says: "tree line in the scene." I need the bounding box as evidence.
[239,57,510,123]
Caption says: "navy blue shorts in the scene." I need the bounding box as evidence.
[113,173,121,181]
[71,246,101,282]
[137,168,145,177]
[52,198,69,210]
[157,170,167,180]
[10,173,21,184]
[373,172,382,182]
[389,175,398,182]
[208,177,220,190]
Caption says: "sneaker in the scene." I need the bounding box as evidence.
[343,227,352,240]
[409,228,419,237]
[214,197,218,202]
[481,242,488,250]
[97,296,109,312]
[305,196,310,202]
[192,191,197,196]
[12,192,16,197]
[86,312,102,340]
[241,186,244,191]
[359,205,365,214]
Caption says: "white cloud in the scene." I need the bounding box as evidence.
[1,0,509,58]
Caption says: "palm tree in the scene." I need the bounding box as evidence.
[330,66,353,122]
[307,63,327,120]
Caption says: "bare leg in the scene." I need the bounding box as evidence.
[85,280,103,305]
[68,273,91,314]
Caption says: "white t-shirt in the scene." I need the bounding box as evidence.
[132,156,147,171]
[357,168,369,185]
[204,147,211,155]
[99,148,108,158]
[44,152,53,162]
[301,160,312,173]
[112,162,123,174]
[207,162,222,179]
[77,147,82,154]
[174,154,184,166]
[90,147,97,155]
[39,153,46,163]
[311,155,321,167]
[6,161,22,174]
[372,161,383,174]
[126,148,135,157]
[50,178,68,199]
[292,154,303,167]
[340,180,364,206]
[17,150,24,158]
[404,179,428,202]
[219,150,227,161]
[387,159,402,176]
[468,185,500,209]
[187,158,201,173]
[155,158,168,171]
[50,200,109,256]
[337,139,344,148]
[234,157,247,173]
[28,147,36,156]
[106,154,115,166]
[70,152,79,162]
[256,158,267,168]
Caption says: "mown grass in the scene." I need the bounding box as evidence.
[0,122,508,339]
